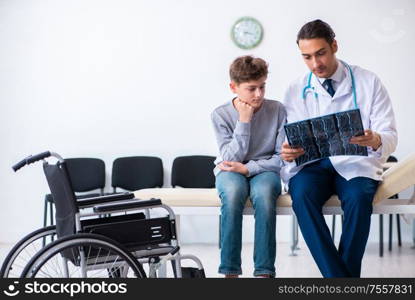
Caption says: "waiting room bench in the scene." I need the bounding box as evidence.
[134,153,415,254]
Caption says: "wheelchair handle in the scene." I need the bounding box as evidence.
[12,159,27,172]
[12,151,52,172]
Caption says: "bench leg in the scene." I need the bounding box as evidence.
[397,214,402,247]
[413,220,415,248]
[295,217,300,250]
[389,214,393,252]
[379,214,384,257]
[290,215,299,256]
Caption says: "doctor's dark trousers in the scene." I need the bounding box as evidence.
[289,158,379,277]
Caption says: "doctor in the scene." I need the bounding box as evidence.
[281,19,397,277]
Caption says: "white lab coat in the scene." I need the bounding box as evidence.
[281,61,398,184]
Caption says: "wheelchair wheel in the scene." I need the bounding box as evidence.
[0,225,57,278]
[21,233,146,278]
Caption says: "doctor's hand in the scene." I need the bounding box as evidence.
[218,161,249,176]
[280,142,305,162]
[234,98,254,123]
[349,129,382,151]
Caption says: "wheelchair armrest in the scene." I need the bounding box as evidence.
[93,198,162,213]
[77,192,135,208]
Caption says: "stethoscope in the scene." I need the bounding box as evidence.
[301,60,358,111]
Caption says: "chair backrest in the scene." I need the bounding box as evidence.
[171,155,215,188]
[112,156,163,191]
[65,158,106,192]
[43,161,78,238]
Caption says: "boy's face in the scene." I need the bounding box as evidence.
[230,76,266,110]
[298,38,338,78]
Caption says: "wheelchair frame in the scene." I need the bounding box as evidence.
[3,151,205,278]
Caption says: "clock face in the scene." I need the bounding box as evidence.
[231,17,263,49]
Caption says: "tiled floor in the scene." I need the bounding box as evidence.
[1,241,414,278]
[178,242,415,278]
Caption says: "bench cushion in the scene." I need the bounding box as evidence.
[134,188,343,208]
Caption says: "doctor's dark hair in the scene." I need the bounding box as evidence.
[296,19,336,45]
[229,55,268,84]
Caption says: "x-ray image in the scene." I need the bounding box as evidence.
[284,109,368,166]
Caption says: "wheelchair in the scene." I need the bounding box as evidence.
[1,151,205,278]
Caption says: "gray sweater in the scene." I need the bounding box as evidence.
[211,99,286,177]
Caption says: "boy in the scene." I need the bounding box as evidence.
[211,55,286,278]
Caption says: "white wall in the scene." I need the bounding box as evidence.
[0,0,414,244]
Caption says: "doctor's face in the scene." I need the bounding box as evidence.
[298,38,338,78]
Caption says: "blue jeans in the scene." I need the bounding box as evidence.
[289,158,379,277]
[216,171,281,277]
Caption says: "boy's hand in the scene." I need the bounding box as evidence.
[349,129,382,150]
[218,161,249,176]
[234,98,254,123]
[280,142,305,162]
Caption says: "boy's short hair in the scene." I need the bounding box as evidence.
[296,19,336,45]
[229,55,268,84]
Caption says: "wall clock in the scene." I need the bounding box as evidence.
[231,17,263,49]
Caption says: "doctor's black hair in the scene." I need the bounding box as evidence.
[296,19,336,45]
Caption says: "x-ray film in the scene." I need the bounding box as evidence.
[284,109,368,166]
